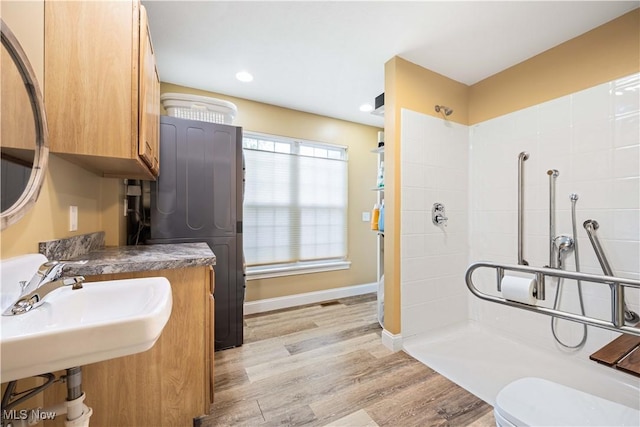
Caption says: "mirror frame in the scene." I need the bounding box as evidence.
[1,19,49,230]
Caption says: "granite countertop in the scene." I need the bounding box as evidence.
[63,242,216,276]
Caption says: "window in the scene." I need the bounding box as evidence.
[243,132,349,277]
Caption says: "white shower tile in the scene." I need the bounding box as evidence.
[402,186,427,211]
[402,279,435,306]
[571,119,613,154]
[538,95,572,132]
[510,106,539,138]
[613,113,640,148]
[572,150,613,182]
[607,240,640,273]
[402,256,430,282]
[539,127,571,158]
[612,74,640,117]
[438,189,468,212]
[613,146,640,179]
[612,177,640,210]
[437,167,468,192]
[572,82,612,125]
[401,210,427,235]
[402,234,430,258]
[444,210,469,235]
[401,109,427,141]
[401,162,427,188]
[613,209,640,241]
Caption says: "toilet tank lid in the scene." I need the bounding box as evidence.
[495,377,640,427]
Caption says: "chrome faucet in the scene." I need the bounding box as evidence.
[3,261,87,316]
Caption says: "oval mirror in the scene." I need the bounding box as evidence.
[1,19,48,230]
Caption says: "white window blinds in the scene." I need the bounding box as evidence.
[243,133,348,267]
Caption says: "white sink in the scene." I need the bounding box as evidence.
[0,254,172,383]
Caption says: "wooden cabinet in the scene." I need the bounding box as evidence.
[44,0,160,179]
[43,266,214,427]
[138,5,160,176]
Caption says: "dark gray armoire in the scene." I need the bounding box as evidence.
[148,115,244,350]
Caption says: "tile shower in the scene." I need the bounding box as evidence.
[400,73,640,406]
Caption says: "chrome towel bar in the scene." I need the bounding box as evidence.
[466,261,640,336]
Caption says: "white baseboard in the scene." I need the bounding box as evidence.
[381,329,403,352]
[244,282,377,315]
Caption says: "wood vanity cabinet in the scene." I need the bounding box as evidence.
[43,266,215,427]
[44,0,160,179]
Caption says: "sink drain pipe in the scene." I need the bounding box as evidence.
[0,368,92,427]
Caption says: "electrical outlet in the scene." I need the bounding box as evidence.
[362,211,371,222]
[69,205,78,231]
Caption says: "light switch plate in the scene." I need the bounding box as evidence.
[362,211,371,222]
[69,205,78,231]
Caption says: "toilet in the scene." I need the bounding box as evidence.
[494,377,640,426]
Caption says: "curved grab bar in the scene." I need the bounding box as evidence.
[465,261,640,336]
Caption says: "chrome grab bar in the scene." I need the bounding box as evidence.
[583,219,639,325]
[465,261,640,336]
[547,169,559,268]
[517,152,529,266]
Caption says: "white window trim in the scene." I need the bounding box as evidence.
[246,259,351,280]
[245,130,349,154]
[243,131,349,271]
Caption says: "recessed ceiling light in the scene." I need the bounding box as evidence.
[359,103,373,112]
[236,71,253,82]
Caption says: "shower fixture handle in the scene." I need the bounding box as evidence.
[432,203,448,227]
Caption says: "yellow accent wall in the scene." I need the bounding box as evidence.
[161,83,381,301]
[384,8,640,336]
[469,9,640,125]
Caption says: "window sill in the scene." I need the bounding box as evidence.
[246,260,351,280]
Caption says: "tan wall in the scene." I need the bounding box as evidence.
[385,8,640,336]
[161,83,381,301]
[0,1,122,259]
[469,9,640,124]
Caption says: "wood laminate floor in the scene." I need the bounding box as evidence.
[207,294,495,427]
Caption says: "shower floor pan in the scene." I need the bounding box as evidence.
[403,321,640,411]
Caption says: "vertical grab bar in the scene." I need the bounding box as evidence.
[517,152,529,266]
[547,169,559,268]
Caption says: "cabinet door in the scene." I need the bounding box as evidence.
[44,0,157,179]
[45,1,135,158]
[138,5,160,175]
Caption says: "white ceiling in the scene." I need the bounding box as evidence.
[144,1,639,128]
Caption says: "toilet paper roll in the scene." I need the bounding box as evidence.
[501,274,537,305]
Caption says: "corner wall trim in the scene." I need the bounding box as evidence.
[381,329,403,352]
[244,282,377,315]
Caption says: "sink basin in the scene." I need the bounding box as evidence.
[0,254,172,383]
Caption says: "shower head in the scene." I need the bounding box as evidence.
[434,105,453,116]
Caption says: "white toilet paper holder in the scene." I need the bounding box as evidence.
[466,261,640,336]
[495,266,546,300]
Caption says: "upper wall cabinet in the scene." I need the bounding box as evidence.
[44,0,160,179]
